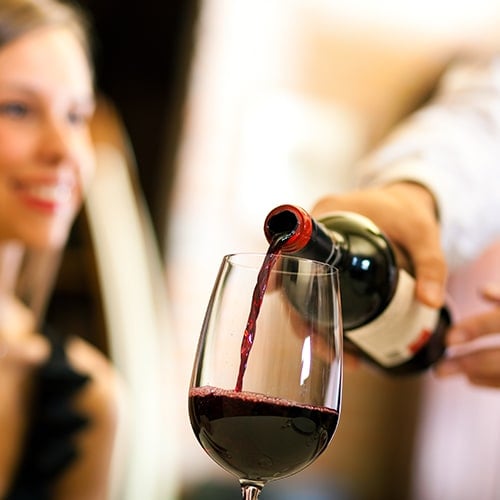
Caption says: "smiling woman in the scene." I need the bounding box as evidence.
[0,1,120,499]
[0,28,95,249]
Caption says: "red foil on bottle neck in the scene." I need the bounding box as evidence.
[264,204,313,252]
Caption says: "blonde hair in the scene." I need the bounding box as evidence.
[0,0,92,65]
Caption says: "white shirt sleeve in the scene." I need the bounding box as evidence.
[356,55,500,270]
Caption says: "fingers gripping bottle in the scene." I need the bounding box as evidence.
[264,204,450,374]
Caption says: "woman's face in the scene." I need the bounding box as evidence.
[0,26,95,249]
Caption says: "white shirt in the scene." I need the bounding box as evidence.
[357,55,500,270]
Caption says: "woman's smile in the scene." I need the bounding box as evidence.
[12,175,76,214]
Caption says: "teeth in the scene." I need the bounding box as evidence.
[27,184,72,203]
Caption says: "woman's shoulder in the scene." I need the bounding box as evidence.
[65,335,122,424]
[51,335,124,499]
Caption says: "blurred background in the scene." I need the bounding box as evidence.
[47,1,500,499]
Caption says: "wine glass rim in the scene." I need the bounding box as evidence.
[224,252,339,275]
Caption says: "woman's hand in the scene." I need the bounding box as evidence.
[0,299,49,498]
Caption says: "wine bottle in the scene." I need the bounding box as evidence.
[264,203,450,374]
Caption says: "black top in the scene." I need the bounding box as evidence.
[5,328,90,500]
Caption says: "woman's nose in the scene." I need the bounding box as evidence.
[38,118,72,166]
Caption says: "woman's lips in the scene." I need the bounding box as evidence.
[14,180,75,213]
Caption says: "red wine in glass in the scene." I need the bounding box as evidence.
[189,386,339,482]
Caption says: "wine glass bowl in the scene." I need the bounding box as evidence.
[189,252,343,498]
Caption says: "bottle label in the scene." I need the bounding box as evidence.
[345,270,440,367]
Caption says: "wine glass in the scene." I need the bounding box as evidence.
[188,252,343,499]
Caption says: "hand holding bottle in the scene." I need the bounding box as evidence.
[311,182,500,387]
[311,181,447,309]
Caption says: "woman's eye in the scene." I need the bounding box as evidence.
[0,102,29,118]
[67,110,90,126]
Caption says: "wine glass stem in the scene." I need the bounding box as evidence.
[241,485,261,499]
